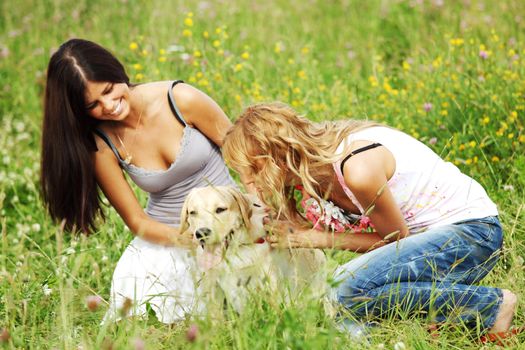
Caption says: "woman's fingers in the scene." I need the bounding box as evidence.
[267,232,312,248]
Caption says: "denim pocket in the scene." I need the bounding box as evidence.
[454,216,502,249]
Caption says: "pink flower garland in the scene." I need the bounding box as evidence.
[295,185,374,233]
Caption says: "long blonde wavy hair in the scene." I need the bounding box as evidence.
[222,102,379,226]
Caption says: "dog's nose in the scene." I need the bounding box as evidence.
[195,227,212,243]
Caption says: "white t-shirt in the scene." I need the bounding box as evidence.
[333,126,498,233]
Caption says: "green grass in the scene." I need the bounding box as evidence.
[1,0,525,348]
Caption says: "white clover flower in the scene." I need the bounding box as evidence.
[394,341,406,350]
[14,121,25,132]
[31,223,41,232]
[42,284,52,296]
[23,167,32,177]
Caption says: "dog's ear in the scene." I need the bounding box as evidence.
[179,190,195,234]
[226,187,253,230]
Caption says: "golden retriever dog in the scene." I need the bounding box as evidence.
[180,186,326,313]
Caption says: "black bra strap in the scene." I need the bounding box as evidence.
[167,80,187,127]
[340,143,383,175]
[94,128,124,163]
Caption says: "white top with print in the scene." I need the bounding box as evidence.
[333,126,498,233]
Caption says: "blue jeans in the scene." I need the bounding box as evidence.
[332,216,503,329]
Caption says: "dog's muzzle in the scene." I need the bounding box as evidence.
[195,227,236,249]
[195,227,211,247]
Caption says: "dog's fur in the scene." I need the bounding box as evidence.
[180,186,326,313]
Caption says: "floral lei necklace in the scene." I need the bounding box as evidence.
[295,185,374,233]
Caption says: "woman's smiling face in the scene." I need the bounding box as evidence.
[84,81,130,121]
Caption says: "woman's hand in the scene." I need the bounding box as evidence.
[264,218,388,252]
[264,220,331,249]
[172,229,197,248]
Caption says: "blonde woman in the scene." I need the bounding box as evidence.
[222,102,519,342]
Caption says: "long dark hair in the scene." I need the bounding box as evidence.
[41,38,130,233]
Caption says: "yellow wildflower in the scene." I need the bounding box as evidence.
[297,70,306,79]
[368,76,378,87]
[182,29,192,37]
[129,42,138,51]
[135,73,144,81]
[212,40,221,48]
[203,31,209,39]
[158,56,167,63]
[234,63,243,72]
[274,42,283,54]
[469,141,476,148]
[491,156,500,162]
[241,52,250,60]
[184,17,193,27]
[133,63,143,70]
[402,61,410,71]
[482,116,490,125]
[301,46,309,55]
[449,38,464,46]
[432,56,442,68]
[159,49,166,55]
[141,49,148,56]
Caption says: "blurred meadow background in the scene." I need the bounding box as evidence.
[1,0,525,348]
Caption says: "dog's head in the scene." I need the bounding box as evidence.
[180,186,265,252]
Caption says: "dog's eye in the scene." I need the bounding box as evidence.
[215,207,227,214]
[189,210,197,216]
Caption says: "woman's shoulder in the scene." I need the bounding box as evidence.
[169,81,206,106]
[92,127,117,155]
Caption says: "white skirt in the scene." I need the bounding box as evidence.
[102,237,202,324]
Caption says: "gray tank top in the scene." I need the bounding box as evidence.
[95,81,236,226]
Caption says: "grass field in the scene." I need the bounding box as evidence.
[1,0,525,348]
